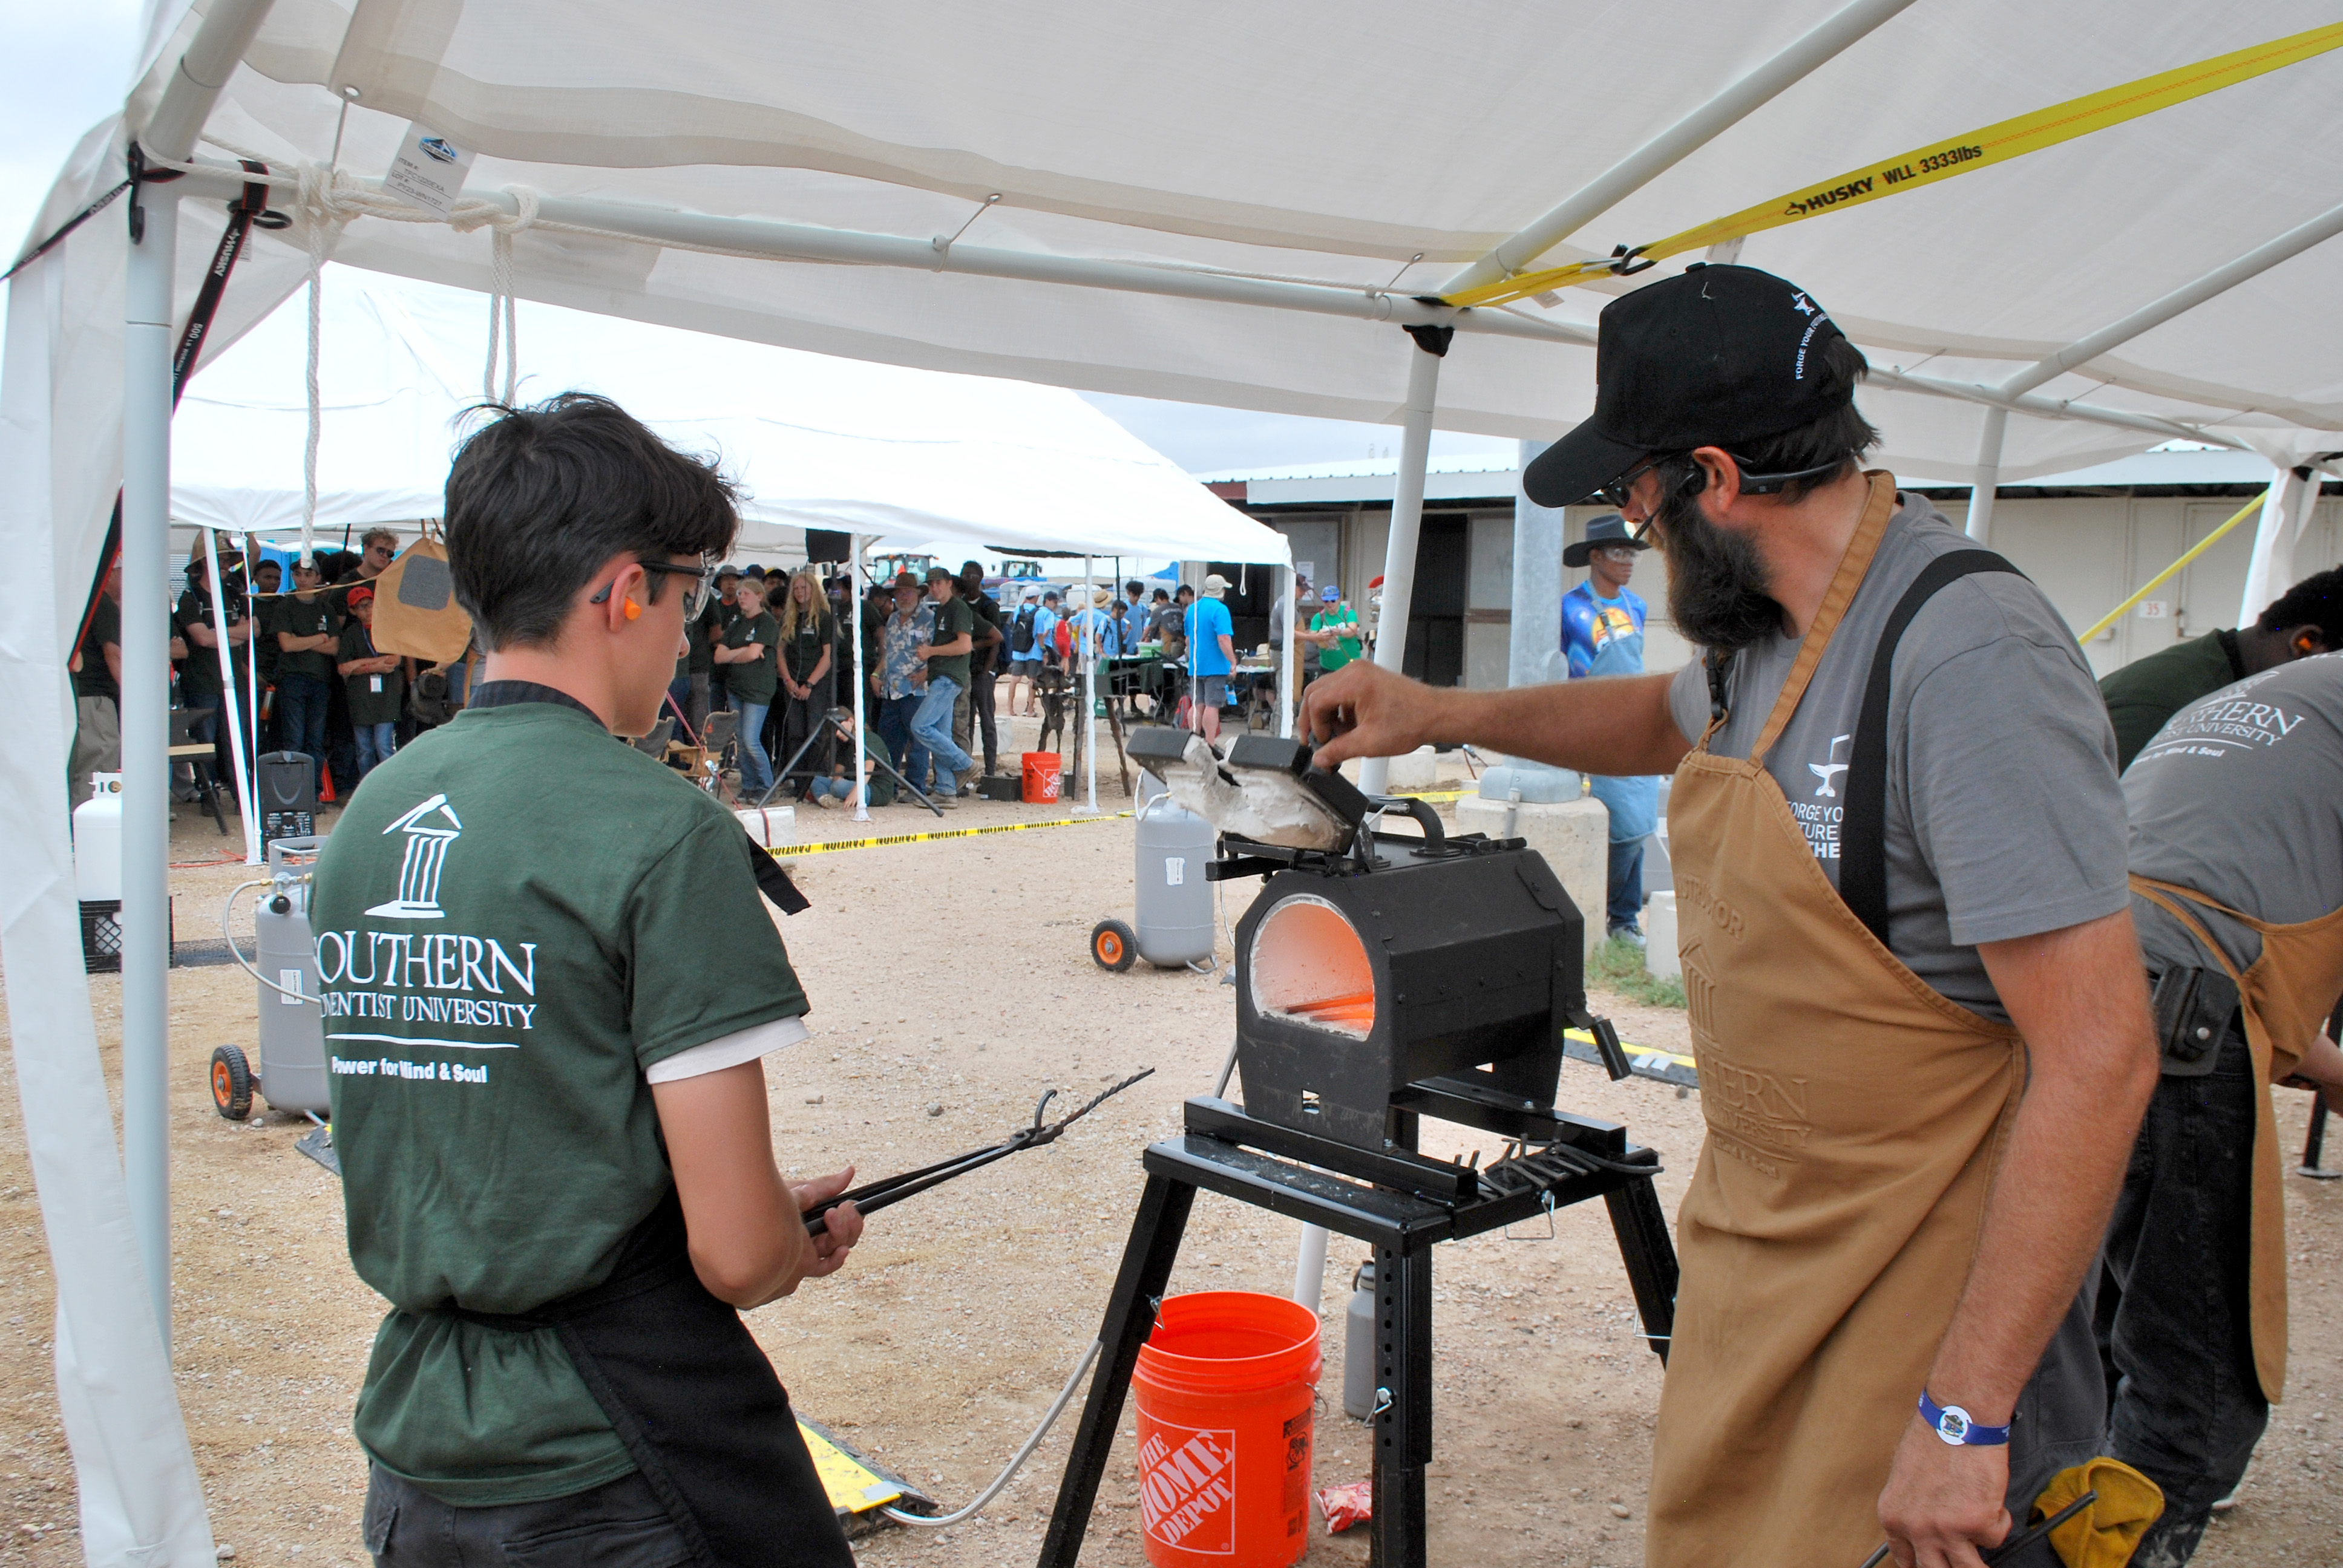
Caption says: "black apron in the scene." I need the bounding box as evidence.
[450,1192,853,1568]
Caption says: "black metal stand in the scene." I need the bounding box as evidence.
[1038,1091,1677,1568]
[756,708,940,815]
[2298,1001,2343,1181]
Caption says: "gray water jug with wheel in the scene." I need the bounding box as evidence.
[255,838,330,1114]
[1133,788,1215,969]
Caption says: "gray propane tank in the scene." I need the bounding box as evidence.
[1344,1257,1378,1419]
[1132,781,1216,969]
[255,838,330,1115]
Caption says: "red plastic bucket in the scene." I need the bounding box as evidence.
[1132,1291,1322,1567]
[1022,750,1063,804]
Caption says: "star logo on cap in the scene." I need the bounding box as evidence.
[1790,292,1817,317]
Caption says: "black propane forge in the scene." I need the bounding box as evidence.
[1037,731,1680,1568]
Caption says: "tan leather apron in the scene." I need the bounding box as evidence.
[1647,475,2030,1568]
[2128,875,2343,1402]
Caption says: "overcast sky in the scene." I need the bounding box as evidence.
[2,3,1519,479]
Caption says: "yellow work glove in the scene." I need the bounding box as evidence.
[2033,1457,2164,1567]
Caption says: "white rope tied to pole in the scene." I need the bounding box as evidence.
[464,188,539,403]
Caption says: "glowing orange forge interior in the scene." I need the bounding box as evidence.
[1248,897,1377,1039]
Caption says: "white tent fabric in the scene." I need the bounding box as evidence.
[11,4,2343,1562]
[170,264,1291,564]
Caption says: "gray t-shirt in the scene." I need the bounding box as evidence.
[1668,491,2129,1021]
[2125,653,2343,978]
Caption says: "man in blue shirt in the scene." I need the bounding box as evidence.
[1562,514,1659,942]
[1184,573,1237,742]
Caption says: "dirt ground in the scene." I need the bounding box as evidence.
[4,730,2341,1567]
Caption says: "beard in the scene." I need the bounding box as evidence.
[1656,485,1783,655]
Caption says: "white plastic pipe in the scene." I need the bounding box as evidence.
[1441,0,1919,297]
[1511,439,1565,688]
[1291,1223,1329,1312]
[1080,555,1099,814]
[137,0,279,163]
[1964,407,2006,544]
[122,188,179,1357]
[1280,564,1296,737]
[851,534,870,822]
[1355,341,1444,797]
[200,528,261,864]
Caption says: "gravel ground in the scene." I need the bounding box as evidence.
[2,731,2339,1566]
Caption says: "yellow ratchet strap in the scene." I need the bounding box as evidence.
[1446,21,2343,309]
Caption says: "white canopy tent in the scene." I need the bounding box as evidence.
[168,261,1293,567]
[8,2,2343,1560]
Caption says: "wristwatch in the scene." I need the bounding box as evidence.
[1919,1391,2010,1446]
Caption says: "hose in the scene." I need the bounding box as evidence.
[221,879,315,1004]
[880,1339,1101,1527]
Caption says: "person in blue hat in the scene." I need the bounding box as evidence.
[1562,514,1658,943]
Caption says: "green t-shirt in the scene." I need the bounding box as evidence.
[269,594,340,682]
[926,594,975,689]
[176,588,226,696]
[2098,628,2246,773]
[311,699,810,1505]
[781,613,831,687]
[1312,606,1362,670]
[338,621,405,726]
[689,598,724,676]
[724,610,780,703]
[710,600,742,690]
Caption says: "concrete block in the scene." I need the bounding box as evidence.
[1455,794,1609,958]
[1383,746,1441,791]
[735,803,798,848]
[1644,892,1680,981]
[1643,825,1672,897]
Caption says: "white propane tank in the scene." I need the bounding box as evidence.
[73,773,123,902]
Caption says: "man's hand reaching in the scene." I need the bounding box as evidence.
[1877,1415,2011,1567]
[1297,661,1450,767]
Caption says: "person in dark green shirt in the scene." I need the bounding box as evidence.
[336,584,407,781]
[269,558,341,797]
[715,577,780,797]
[908,566,977,799]
[2099,567,2343,770]
[310,393,861,1567]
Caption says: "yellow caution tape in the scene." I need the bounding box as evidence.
[1448,22,2343,309]
[776,808,1130,857]
[2076,489,2266,644]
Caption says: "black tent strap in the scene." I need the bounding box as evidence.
[3,180,131,283]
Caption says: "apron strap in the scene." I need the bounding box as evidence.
[1839,549,2025,949]
[2129,874,2250,985]
[1748,472,1899,764]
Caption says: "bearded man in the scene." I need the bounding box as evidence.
[1299,266,2158,1568]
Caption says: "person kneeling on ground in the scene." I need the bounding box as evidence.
[807,711,896,809]
[312,393,863,1568]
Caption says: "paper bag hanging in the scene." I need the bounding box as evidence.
[370,525,474,664]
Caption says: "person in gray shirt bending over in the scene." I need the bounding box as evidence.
[2104,654,2343,1564]
[1300,266,2157,1568]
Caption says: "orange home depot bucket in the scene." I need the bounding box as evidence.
[1022,750,1063,804]
[1132,1291,1322,1568]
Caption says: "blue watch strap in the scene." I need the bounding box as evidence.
[1919,1391,2010,1446]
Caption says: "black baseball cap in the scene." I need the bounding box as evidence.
[1524,265,1853,508]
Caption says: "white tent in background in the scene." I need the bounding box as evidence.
[10,3,2343,1561]
[169,263,1290,566]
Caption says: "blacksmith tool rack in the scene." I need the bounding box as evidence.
[1038,733,1679,1568]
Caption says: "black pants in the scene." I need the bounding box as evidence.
[969,661,998,770]
[2098,1035,2267,1566]
[364,1466,693,1567]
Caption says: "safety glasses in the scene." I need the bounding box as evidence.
[590,555,720,618]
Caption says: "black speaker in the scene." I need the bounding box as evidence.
[805,529,851,564]
[256,751,318,814]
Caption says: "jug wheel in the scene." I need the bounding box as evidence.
[210,1044,254,1121]
[1090,919,1136,973]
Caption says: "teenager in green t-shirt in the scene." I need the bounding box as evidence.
[269,558,341,798]
[309,393,862,1566]
[908,566,977,800]
[715,577,780,797]
[335,584,407,781]
[1312,587,1363,671]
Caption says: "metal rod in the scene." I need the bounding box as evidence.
[1964,406,2007,544]
[1080,555,1099,814]
[850,534,870,822]
[1280,563,1296,738]
[1865,365,2244,449]
[1357,339,1443,797]
[1999,199,2343,399]
[1441,0,1919,297]
[200,528,261,863]
[122,186,179,1358]
[137,0,280,163]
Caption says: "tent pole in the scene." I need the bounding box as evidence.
[1356,338,1443,797]
[247,547,264,851]
[1964,408,2005,544]
[1864,366,2237,449]
[122,185,179,1357]
[1511,440,1565,688]
[851,534,870,823]
[2238,465,2318,627]
[1077,555,1099,815]
[1440,0,1918,298]
[201,529,261,863]
[1280,564,1295,738]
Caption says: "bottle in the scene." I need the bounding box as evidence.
[1343,1257,1378,1420]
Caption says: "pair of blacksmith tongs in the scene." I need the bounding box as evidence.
[1855,1488,2097,1567]
[804,1068,1154,1236]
